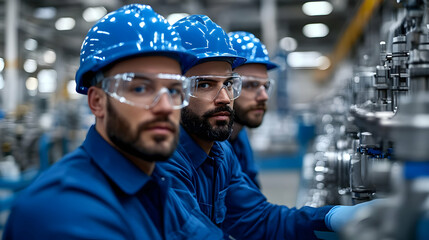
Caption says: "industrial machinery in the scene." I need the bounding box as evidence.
[297,0,429,239]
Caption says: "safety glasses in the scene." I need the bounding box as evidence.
[240,76,274,96]
[188,73,242,101]
[101,72,190,109]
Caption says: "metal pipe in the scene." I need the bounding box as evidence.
[3,0,20,114]
[260,0,277,57]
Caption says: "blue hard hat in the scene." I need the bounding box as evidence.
[75,4,196,94]
[228,31,278,70]
[172,15,246,72]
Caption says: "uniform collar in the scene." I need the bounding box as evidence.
[238,128,248,139]
[230,128,248,144]
[82,125,165,195]
[178,125,224,169]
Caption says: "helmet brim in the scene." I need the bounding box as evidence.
[184,53,246,73]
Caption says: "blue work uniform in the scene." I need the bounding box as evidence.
[229,128,260,188]
[160,126,333,240]
[4,125,222,240]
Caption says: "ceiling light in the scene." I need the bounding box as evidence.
[287,51,322,68]
[279,37,298,52]
[34,7,57,20]
[302,1,333,16]
[0,58,4,72]
[25,77,38,91]
[24,39,38,51]
[67,80,82,99]
[37,69,57,93]
[83,7,107,22]
[167,13,189,25]
[55,17,76,31]
[43,50,56,64]
[0,74,4,90]
[316,56,331,70]
[303,23,329,38]
[23,59,37,73]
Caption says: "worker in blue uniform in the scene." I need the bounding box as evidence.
[3,5,223,240]
[159,14,375,240]
[227,31,279,189]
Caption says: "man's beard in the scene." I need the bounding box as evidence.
[181,105,234,141]
[106,98,178,162]
[234,103,266,128]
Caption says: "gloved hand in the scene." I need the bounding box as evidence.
[324,200,379,232]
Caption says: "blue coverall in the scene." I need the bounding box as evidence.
[4,125,223,240]
[229,128,260,188]
[160,126,334,240]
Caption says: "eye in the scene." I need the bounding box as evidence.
[168,87,182,96]
[132,84,147,93]
[196,80,213,89]
[264,82,271,90]
[224,80,233,88]
[243,81,259,89]
[127,80,152,95]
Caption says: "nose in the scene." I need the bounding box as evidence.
[151,92,174,115]
[214,87,231,105]
[256,86,269,102]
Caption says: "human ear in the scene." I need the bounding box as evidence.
[87,87,106,118]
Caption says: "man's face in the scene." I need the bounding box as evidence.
[233,63,269,128]
[104,56,181,161]
[181,61,235,141]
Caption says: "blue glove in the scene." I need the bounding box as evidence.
[324,200,377,232]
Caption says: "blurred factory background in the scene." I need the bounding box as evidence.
[2,0,429,239]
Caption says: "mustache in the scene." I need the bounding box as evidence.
[248,103,267,111]
[137,117,178,133]
[202,105,234,118]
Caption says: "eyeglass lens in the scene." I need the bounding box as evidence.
[103,73,189,109]
[241,79,272,95]
[190,75,241,101]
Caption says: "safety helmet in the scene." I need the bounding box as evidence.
[228,31,278,70]
[172,15,246,72]
[75,4,196,94]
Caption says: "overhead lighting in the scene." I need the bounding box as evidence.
[302,1,333,16]
[25,77,38,91]
[83,7,107,22]
[24,39,38,51]
[37,69,57,93]
[23,59,37,73]
[0,58,4,72]
[43,49,56,64]
[316,56,331,70]
[279,37,298,52]
[167,13,189,25]
[0,74,4,90]
[287,51,328,68]
[55,17,76,31]
[303,23,329,38]
[34,7,57,20]
[67,80,82,99]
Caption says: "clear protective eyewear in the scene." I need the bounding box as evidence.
[101,72,190,109]
[188,73,242,101]
[240,76,274,96]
